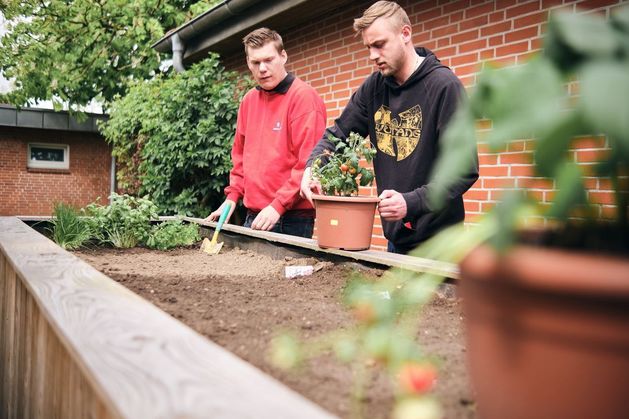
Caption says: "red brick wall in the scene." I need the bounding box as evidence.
[0,127,112,216]
[223,0,624,250]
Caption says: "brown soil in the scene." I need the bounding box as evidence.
[74,245,476,419]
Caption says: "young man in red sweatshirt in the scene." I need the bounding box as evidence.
[206,28,327,238]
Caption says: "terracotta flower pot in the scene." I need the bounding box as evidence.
[459,244,629,419]
[312,194,379,251]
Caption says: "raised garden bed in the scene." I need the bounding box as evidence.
[1,217,332,419]
[73,244,476,419]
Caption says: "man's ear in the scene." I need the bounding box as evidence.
[401,24,412,44]
[280,49,288,65]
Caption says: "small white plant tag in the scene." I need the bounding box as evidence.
[285,265,314,279]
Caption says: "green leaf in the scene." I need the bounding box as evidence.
[546,162,587,219]
[488,190,526,251]
[333,337,357,363]
[428,106,477,209]
[364,326,391,360]
[270,334,302,370]
[359,169,374,187]
[611,5,629,34]
[534,112,584,178]
[544,11,619,72]
[579,62,629,146]
[475,59,565,149]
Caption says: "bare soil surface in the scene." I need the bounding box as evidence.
[74,245,476,419]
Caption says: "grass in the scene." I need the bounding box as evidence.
[49,203,93,250]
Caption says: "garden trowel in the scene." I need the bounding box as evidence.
[200,203,231,255]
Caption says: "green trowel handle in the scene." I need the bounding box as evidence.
[216,203,231,232]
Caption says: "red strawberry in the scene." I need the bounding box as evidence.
[398,363,437,394]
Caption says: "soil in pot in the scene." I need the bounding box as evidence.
[74,245,475,419]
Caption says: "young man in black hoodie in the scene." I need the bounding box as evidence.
[300,0,479,254]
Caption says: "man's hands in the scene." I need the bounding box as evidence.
[206,201,279,231]
[299,167,322,205]
[378,189,407,221]
[205,199,236,223]
[251,205,280,231]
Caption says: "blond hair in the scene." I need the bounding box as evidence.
[353,1,411,35]
[242,27,284,55]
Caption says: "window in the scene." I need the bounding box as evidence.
[27,143,70,170]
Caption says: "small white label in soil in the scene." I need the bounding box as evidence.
[285,265,314,279]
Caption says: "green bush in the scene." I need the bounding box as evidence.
[100,54,252,216]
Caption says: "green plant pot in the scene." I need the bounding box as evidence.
[459,244,629,419]
[313,194,379,251]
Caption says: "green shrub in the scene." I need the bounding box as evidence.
[100,54,252,216]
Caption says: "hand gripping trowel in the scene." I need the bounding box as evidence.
[200,203,231,255]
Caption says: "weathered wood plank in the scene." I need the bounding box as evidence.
[14,274,26,419]
[3,262,16,419]
[23,292,35,419]
[0,254,6,419]
[33,306,47,419]
[0,216,336,419]
[188,216,460,279]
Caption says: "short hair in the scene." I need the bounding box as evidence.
[353,1,411,35]
[242,28,284,55]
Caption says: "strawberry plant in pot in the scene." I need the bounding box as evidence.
[311,132,379,250]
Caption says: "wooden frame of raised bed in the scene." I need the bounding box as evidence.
[0,217,336,418]
[1,216,457,418]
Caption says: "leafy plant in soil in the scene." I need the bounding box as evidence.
[83,193,158,248]
[146,218,200,250]
[50,194,202,250]
[49,202,93,250]
[311,132,376,196]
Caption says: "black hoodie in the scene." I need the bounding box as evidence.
[307,48,479,252]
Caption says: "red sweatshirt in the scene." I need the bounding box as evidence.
[225,75,326,215]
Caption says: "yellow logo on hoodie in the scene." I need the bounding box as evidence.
[374,105,422,161]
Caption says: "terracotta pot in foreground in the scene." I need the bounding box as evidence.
[312,194,379,251]
[459,244,629,419]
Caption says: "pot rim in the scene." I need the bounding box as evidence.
[312,194,380,203]
[460,244,629,299]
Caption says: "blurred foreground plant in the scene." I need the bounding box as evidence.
[272,7,629,419]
